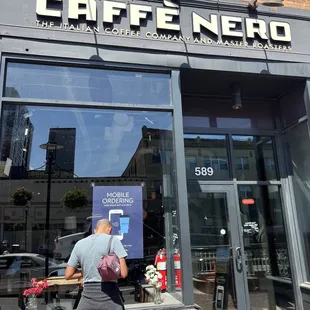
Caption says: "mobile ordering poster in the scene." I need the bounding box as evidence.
[92,186,143,259]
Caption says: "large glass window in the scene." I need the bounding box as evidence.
[184,135,230,180]
[232,136,278,181]
[4,63,171,105]
[279,83,306,129]
[0,104,180,307]
[238,185,295,309]
[187,184,238,310]
[183,97,276,131]
[286,122,310,281]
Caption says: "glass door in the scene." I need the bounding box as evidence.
[188,183,248,310]
[185,134,295,309]
[238,185,295,310]
[232,136,296,310]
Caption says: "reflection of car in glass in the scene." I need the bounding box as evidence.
[0,253,66,295]
[53,215,101,261]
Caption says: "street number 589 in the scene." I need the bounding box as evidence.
[194,167,214,176]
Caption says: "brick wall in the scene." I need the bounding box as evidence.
[283,0,310,9]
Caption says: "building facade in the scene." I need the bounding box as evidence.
[1,0,310,309]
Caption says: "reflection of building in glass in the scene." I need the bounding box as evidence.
[121,126,174,252]
[28,128,76,179]
[122,126,174,257]
[0,104,34,178]
[47,128,76,178]
[0,176,146,258]
[184,136,229,180]
[184,136,275,181]
[4,87,20,98]
[122,126,173,201]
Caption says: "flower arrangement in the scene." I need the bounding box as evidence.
[23,278,48,297]
[145,265,163,287]
[61,188,88,211]
[11,187,33,206]
[24,278,48,310]
[145,265,163,304]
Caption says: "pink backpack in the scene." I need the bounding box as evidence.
[98,236,121,281]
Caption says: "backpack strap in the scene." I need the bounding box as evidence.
[107,236,114,255]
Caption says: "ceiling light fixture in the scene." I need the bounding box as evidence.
[232,84,242,110]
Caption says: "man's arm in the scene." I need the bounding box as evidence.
[65,266,82,280]
[65,243,82,281]
[119,258,128,279]
[113,238,128,279]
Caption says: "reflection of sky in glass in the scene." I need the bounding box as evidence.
[233,136,273,143]
[5,63,171,106]
[184,134,226,140]
[25,106,172,177]
[232,136,254,141]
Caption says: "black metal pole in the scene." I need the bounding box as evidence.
[25,206,28,252]
[45,152,53,277]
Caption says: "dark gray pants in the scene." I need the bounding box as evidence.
[76,282,125,310]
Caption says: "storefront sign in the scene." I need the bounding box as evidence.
[92,186,143,259]
[35,0,292,51]
[243,221,259,234]
[242,198,255,205]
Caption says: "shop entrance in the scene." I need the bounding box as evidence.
[181,70,302,310]
[185,135,294,310]
[188,183,242,309]
[188,181,293,310]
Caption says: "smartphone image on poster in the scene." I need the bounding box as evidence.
[120,215,130,234]
[109,210,124,240]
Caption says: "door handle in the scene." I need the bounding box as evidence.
[235,247,243,273]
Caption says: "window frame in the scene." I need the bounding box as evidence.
[236,156,250,171]
[232,135,280,182]
[0,56,195,306]
[2,56,173,111]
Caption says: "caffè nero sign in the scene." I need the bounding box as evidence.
[36,0,292,51]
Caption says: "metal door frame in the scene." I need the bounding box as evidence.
[195,182,250,310]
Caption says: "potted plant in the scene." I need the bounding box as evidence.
[61,188,88,211]
[145,265,163,304]
[11,187,33,206]
[23,278,48,310]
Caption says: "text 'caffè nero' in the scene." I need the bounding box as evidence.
[36,0,292,50]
